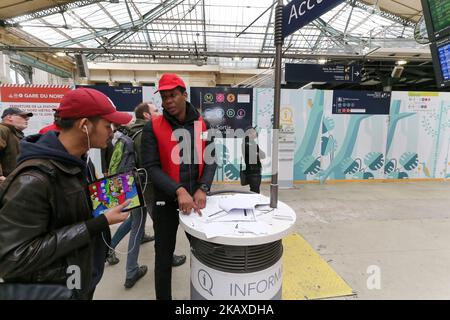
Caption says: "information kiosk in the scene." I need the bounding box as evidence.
[179,191,296,300]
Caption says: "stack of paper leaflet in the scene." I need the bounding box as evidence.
[180,193,295,239]
[200,194,273,238]
[206,194,270,222]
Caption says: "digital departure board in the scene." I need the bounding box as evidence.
[430,36,450,88]
[437,42,450,81]
[422,0,450,41]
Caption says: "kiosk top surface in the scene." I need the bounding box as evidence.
[179,193,296,246]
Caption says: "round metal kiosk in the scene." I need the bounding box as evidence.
[179,191,296,300]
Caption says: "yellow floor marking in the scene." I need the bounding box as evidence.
[282,233,355,300]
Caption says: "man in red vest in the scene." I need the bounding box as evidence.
[141,74,216,300]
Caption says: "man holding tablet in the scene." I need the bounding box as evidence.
[0,88,132,300]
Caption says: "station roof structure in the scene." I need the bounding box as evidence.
[0,0,435,89]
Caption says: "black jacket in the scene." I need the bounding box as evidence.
[141,102,216,200]
[242,137,264,174]
[0,131,110,299]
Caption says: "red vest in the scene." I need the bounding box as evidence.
[151,115,206,183]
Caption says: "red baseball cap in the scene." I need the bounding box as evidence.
[156,73,186,92]
[55,88,132,125]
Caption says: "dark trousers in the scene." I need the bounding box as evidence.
[153,200,179,300]
[247,173,262,194]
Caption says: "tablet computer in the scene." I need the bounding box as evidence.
[88,170,144,217]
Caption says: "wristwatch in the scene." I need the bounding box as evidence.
[198,183,210,193]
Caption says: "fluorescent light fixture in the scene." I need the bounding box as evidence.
[396,60,408,65]
[317,58,327,64]
[55,52,66,57]
[300,82,313,89]
[391,66,404,78]
[301,82,326,89]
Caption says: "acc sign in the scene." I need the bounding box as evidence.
[282,0,345,38]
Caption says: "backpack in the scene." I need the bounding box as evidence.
[0,159,63,225]
[108,130,142,175]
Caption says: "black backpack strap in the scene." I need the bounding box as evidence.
[130,129,143,141]
[129,129,143,169]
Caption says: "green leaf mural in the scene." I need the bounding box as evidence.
[340,157,361,175]
[224,163,240,181]
[353,171,374,179]
[364,152,384,170]
[388,171,409,179]
[321,135,337,157]
[294,90,324,180]
[320,114,371,182]
[300,155,321,175]
[215,142,230,168]
[384,159,397,174]
[322,117,335,134]
[399,152,419,171]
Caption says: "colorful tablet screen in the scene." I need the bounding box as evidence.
[88,171,143,217]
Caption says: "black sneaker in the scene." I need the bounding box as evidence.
[106,250,120,265]
[141,233,155,244]
[172,254,186,267]
[124,265,148,289]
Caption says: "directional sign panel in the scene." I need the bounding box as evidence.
[79,85,143,112]
[190,87,253,133]
[282,0,345,38]
[285,63,362,83]
[332,90,391,115]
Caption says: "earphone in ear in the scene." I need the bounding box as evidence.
[84,124,91,163]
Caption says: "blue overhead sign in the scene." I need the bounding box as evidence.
[285,63,362,83]
[79,85,143,112]
[332,90,391,115]
[282,0,345,38]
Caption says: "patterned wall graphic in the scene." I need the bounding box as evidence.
[254,88,275,180]
[319,97,388,182]
[386,92,450,179]
[291,89,324,181]
[216,89,450,183]
[4,85,448,183]
[254,88,274,130]
[212,88,273,182]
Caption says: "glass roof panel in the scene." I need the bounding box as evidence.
[10,0,419,69]
[20,26,69,45]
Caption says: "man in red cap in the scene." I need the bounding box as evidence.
[141,73,216,300]
[0,88,133,300]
